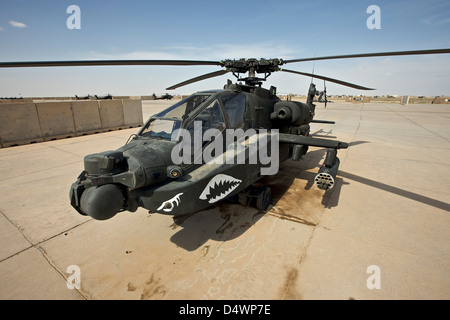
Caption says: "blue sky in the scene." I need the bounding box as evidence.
[0,0,449,96]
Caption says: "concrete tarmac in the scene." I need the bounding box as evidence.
[0,101,449,300]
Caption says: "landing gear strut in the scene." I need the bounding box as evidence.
[237,185,272,210]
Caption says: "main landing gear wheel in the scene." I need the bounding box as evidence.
[256,186,271,210]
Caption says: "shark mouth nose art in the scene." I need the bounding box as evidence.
[199,174,242,204]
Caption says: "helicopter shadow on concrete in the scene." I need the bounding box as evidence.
[169,202,266,251]
[169,142,368,251]
[310,128,337,139]
[338,170,450,212]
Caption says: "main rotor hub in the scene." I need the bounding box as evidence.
[220,58,284,86]
[220,58,284,73]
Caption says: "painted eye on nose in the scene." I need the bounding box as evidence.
[157,193,183,212]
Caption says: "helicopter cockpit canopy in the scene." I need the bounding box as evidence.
[138,90,248,141]
[138,94,210,140]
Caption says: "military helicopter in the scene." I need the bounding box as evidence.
[1,48,449,220]
[315,81,328,107]
[75,94,113,100]
[152,93,174,100]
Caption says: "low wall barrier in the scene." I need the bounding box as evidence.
[0,99,143,148]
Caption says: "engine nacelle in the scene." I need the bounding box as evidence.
[270,101,313,125]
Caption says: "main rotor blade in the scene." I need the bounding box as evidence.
[0,60,222,68]
[280,68,375,90]
[166,69,230,90]
[284,48,450,64]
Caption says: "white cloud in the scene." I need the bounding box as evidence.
[82,43,300,62]
[0,27,3,31]
[9,20,27,28]
[162,43,299,60]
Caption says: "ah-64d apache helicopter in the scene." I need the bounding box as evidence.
[1,48,449,220]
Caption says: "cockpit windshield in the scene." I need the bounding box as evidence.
[155,94,210,119]
[139,94,210,140]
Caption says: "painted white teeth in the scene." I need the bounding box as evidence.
[199,174,242,204]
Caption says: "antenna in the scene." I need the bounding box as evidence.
[310,59,316,84]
